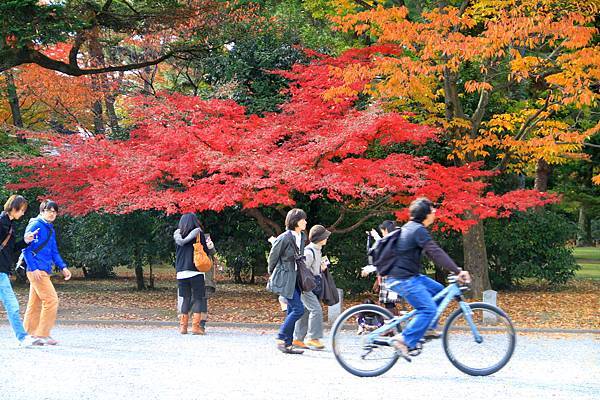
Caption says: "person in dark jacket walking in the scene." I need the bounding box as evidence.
[22,199,71,346]
[385,198,470,357]
[0,195,38,346]
[173,213,209,335]
[267,208,308,354]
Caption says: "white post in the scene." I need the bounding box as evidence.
[327,288,344,323]
[482,290,497,324]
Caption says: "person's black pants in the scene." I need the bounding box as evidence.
[177,274,207,314]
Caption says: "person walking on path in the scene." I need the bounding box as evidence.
[22,199,71,346]
[174,213,209,335]
[0,195,39,346]
[292,224,331,351]
[267,208,308,354]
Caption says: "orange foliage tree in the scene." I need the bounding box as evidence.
[321,0,599,294]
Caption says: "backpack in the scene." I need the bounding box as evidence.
[368,228,402,276]
[193,233,212,272]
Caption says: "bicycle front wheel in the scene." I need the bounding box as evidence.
[331,304,399,377]
[443,302,516,376]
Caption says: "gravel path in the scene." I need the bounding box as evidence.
[0,324,598,400]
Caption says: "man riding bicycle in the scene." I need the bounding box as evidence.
[379,198,471,357]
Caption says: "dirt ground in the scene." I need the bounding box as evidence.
[2,267,599,330]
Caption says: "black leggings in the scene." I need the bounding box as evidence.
[177,274,207,314]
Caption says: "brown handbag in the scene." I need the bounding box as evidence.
[193,233,212,272]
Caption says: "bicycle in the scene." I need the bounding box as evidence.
[330,275,516,377]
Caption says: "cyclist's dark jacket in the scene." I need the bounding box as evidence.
[0,211,27,275]
[388,221,461,279]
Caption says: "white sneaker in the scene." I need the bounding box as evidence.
[19,335,43,347]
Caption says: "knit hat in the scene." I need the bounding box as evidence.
[309,225,331,243]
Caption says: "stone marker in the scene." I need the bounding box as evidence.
[483,289,498,323]
[328,288,344,323]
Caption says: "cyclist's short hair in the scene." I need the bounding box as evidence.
[409,198,433,223]
[285,208,307,230]
[3,195,27,213]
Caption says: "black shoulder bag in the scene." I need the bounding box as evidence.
[289,232,316,292]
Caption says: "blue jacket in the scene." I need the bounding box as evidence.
[22,216,67,274]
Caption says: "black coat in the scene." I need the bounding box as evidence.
[0,212,27,275]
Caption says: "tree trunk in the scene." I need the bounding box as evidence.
[91,97,106,135]
[462,219,491,298]
[534,158,551,191]
[577,206,593,247]
[5,71,24,130]
[443,68,491,299]
[104,94,121,135]
[143,66,153,95]
[133,247,145,290]
[148,263,155,289]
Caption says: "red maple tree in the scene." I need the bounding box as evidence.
[9,47,556,235]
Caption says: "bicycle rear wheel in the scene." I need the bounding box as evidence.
[331,304,399,377]
[443,302,516,376]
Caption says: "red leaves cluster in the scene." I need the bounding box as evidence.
[8,48,556,231]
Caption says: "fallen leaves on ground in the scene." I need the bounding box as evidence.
[2,269,598,331]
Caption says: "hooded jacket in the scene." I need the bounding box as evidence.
[22,216,67,274]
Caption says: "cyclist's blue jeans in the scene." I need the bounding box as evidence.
[277,286,304,346]
[0,272,28,341]
[386,274,444,348]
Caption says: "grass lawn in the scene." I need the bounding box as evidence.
[573,247,600,261]
[573,247,600,280]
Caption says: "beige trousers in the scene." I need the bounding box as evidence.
[23,272,59,337]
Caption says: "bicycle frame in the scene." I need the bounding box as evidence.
[366,282,483,345]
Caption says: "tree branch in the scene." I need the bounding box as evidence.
[0,47,175,76]
[327,210,392,234]
[243,208,282,237]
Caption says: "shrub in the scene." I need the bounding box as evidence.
[485,209,579,288]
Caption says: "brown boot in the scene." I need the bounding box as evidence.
[179,314,189,334]
[191,313,204,335]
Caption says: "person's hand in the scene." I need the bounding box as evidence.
[24,228,39,244]
[361,265,377,277]
[30,269,45,282]
[457,270,471,284]
[62,268,72,281]
[320,261,328,272]
[369,229,381,240]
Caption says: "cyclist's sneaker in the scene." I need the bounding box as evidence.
[306,339,325,350]
[408,342,423,357]
[424,329,442,339]
[292,340,308,349]
[390,335,411,362]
